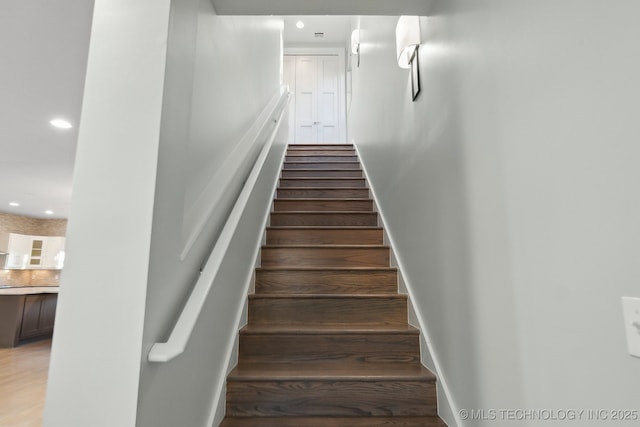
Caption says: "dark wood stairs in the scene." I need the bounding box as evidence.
[220,144,445,426]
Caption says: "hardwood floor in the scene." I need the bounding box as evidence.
[0,339,51,427]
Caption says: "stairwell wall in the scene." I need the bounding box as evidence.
[350,3,640,426]
[137,1,283,426]
[45,0,283,426]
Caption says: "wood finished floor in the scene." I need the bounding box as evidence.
[0,339,51,427]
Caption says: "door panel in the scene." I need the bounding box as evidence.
[319,125,340,144]
[317,56,340,144]
[295,57,318,144]
[20,295,42,340]
[298,92,314,122]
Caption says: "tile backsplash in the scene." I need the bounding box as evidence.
[0,269,61,286]
[0,212,67,237]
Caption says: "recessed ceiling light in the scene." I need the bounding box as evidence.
[296,21,305,29]
[9,202,20,207]
[45,210,54,215]
[50,119,73,129]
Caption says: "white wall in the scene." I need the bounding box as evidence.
[44,1,173,426]
[45,0,283,426]
[350,3,640,426]
[137,0,283,426]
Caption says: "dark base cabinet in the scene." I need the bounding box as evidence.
[20,294,57,341]
[0,293,58,347]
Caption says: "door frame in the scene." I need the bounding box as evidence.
[284,47,347,144]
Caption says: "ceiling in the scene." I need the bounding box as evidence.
[1,0,416,220]
[283,16,352,46]
[212,0,430,16]
[0,0,94,219]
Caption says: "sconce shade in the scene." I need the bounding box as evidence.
[351,29,360,54]
[395,16,421,69]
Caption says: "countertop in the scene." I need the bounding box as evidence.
[0,286,59,295]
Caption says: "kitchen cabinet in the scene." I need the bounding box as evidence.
[41,236,66,269]
[0,290,58,347]
[19,294,57,341]
[1,233,65,269]
[1,233,31,268]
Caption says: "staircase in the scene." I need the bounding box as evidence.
[220,144,445,427]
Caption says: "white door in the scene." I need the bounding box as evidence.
[291,55,342,144]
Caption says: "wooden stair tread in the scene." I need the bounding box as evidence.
[279,186,368,189]
[241,324,419,334]
[279,179,367,188]
[274,198,369,202]
[287,144,354,147]
[220,416,446,427]
[265,228,384,245]
[281,169,362,171]
[228,363,435,381]
[284,160,360,163]
[263,244,387,249]
[270,212,378,226]
[287,149,355,151]
[281,177,365,180]
[285,156,358,158]
[249,294,406,300]
[256,266,395,271]
[267,226,382,230]
[283,162,361,168]
[270,212,377,217]
[277,188,370,198]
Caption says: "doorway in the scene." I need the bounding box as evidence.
[283,48,347,145]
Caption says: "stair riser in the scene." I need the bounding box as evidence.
[274,200,373,212]
[248,297,407,326]
[277,188,370,199]
[270,213,378,227]
[239,333,420,365]
[261,247,389,268]
[284,162,361,170]
[279,179,367,188]
[226,380,437,417]
[255,269,397,294]
[266,228,383,245]
[285,155,359,162]
[281,170,363,178]
[287,150,356,156]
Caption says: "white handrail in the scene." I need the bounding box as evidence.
[148,89,291,363]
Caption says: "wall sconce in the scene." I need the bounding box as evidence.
[395,16,420,69]
[351,29,360,67]
[396,16,421,101]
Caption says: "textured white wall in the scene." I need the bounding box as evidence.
[350,2,640,426]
